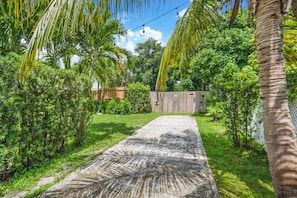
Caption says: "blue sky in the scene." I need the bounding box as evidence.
[116,0,248,53]
[116,0,192,53]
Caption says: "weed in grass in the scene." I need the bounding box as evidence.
[195,114,274,198]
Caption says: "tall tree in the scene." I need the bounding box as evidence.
[157,0,297,196]
[179,10,254,91]
[133,38,164,91]
[255,1,297,196]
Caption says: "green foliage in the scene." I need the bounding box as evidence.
[132,38,164,91]
[179,9,255,91]
[0,53,93,181]
[176,9,259,149]
[127,82,151,114]
[287,67,297,102]
[0,1,52,55]
[99,99,131,115]
[196,115,273,197]
[207,64,259,148]
[105,99,119,114]
[205,102,223,121]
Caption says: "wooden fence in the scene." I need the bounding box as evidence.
[92,89,207,113]
[150,91,207,113]
[92,87,126,100]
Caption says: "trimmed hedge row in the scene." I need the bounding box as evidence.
[0,53,93,180]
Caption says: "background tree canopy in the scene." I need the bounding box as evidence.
[178,9,255,91]
[132,38,164,91]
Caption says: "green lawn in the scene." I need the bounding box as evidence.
[195,114,274,198]
[0,113,160,197]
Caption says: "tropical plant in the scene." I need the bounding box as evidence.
[0,0,51,55]
[156,0,219,91]
[253,1,297,195]
[14,0,297,196]
[156,0,297,196]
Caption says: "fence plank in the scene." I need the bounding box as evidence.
[150,91,207,113]
[92,87,126,100]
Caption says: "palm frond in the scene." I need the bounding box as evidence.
[20,0,66,80]
[19,0,164,81]
[156,0,219,91]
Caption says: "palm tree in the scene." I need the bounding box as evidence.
[157,0,297,196]
[19,0,160,78]
[74,5,131,100]
[254,1,297,196]
[17,0,297,196]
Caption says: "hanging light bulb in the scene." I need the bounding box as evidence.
[176,8,179,18]
[142,25,145,34]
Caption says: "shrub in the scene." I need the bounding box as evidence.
[127,82,151,114]
[0,53,93,180]
[207,64,259,148]
[105,98,131,115]
[105,99,119,115]
[120,98,131,115]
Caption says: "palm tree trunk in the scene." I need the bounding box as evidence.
[256,0,297,196]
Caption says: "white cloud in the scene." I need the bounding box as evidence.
[127,30,136,38]
[126,41,136,52]
[117,26,162,54]
[178,8,187,18]
[140,27,162,42]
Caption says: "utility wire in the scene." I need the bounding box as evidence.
[130,1,190,32]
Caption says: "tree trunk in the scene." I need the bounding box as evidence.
[256,0,297,196]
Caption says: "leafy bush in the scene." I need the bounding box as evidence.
[207,64,259,148]
[105,99,119,114]
[120,98,131,115]
[127,82,151,114]
[105,98,131,115]
[0,53,93,180]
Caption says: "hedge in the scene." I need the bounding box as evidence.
[0,53,93,180]
[127,82,151,114]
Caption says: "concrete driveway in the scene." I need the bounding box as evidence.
[39,116,219,198]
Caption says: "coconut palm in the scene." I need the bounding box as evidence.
[19,0,160,77]
[17,0,297,196]
[74,6,131,99]
[254,1,297,195]
[157,0,297,196]
[0,0,52,55]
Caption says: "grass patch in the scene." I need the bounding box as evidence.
[0,113,160,197]
[195,114,274,198]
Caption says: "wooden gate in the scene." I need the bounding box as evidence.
[150,91,207,113]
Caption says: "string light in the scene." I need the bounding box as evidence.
[130,1,189,32]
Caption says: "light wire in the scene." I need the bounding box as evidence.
[130,1,190,32]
